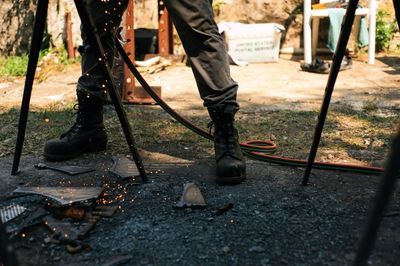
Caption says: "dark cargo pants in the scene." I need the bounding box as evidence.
[79,0,239,110]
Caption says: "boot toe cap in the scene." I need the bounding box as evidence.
[216,158,246,185]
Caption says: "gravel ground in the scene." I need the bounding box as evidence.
[1,151,399,266]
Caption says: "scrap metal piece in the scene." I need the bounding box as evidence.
[66,240,89,254]
[13,187,104,206]
[108,156,140,179]
[49,206,87,220]
[9,207,48,238]
[78,216,99,240]
[66,242,83,254]
[0,204,26,223]
[43,216,80,241]
[213,203,234,216]
[34,163,95,176]
[101,254,134,266]
[92,205,118,218]
[175,182,207,208]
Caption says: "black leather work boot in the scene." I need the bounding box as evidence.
[43,91,108,161]
[208,105,246,185]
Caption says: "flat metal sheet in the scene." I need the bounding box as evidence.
[35,163,96,176]
[108,156,140,179]
[43,216,80,241]
[0,204,26,223]
[8,207,48,237]
[13,187,104,206]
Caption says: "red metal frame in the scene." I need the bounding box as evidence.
[122,0,173,103]
[158,1,174,55]
[122,0,136,102]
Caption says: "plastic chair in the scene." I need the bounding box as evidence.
[303,0,377,64]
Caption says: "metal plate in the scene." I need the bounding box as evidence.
[108,156,140,179]
[0,204,26,223]
[13,187,104,206]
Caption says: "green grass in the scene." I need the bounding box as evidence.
[0,48,80,79]
[0,55,29,77]
[0,103,397,168]
[376,10,399,52]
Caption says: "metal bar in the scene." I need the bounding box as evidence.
[122,0,136,102]
[12,0,49,175]
[353,126,400,266]
[73,0,147,182]
[65,11,75,59]
[302,0,359,186]
[394,0,400,29]
[0,219,18,266]
[158,0,174,55]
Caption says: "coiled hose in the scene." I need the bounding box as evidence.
[115,40,384,176]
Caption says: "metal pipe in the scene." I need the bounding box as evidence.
[73,0,147,182]
[394,0,400,29]
[12,0,49,175]
[302,0,360,186]
[353,125,400,266]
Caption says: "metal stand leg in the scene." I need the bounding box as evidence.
[11,0,49,175]
[394,0,400,29]
[352,3,400,264]
[353,127,400,266]
[302,0,360,186]
[74,0,147,182]
[12,0,147,182]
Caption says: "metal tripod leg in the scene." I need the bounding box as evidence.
[11,0,49,175]
[73,0,147,182]
[394,0,400,30]
[353,126,400,266]
[352,3,400,264]
[302,0,360,186]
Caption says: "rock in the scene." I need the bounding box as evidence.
[249,245,265,252]
[175,182,207,209]
[222,246,230,253]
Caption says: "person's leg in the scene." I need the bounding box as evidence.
[44,0,128,161]
[165,0,246,184]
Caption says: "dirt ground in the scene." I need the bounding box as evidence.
[1,55,400,265]
[1,55,400,112]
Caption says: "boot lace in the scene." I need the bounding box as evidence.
[209,120,237,159]
[207,121,214,136]
[60,104,83,138]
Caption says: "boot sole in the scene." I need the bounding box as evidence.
[215,174,246,185]
[43,138,107,161]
